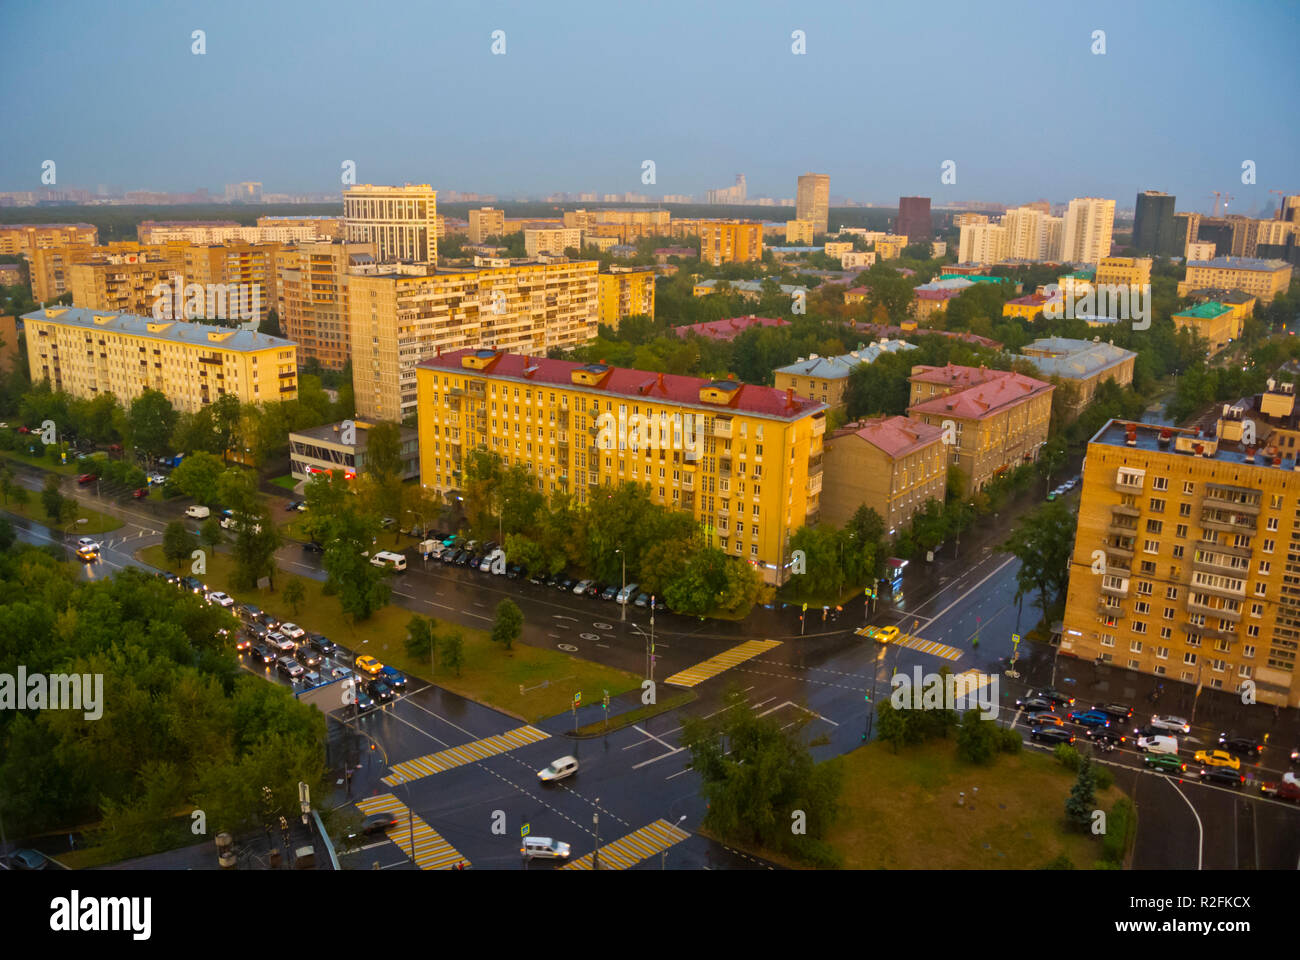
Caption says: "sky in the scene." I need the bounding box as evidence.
[5,0,1299,213]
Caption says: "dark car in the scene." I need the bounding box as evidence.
[1088,727,1128,751]
[634,592,650,608]
[1291,746,1299,767]
[368,680,394,703]
[1218,733,1264,758]
[1035,688,1076,707]
[180,576,205,594]
[1030,726,1076,745]
[4,848,48,870]
[355,689,376,714]
[457,550,475,567]
[600,584,619,601]
[234,635,252,653]
[249,644,275,665]
[296,647,322,668]
[528,571,547,586]
[584,582,603,599]
[157,571,180,586]
[303,540,325,554]
[245,623,270,642]
[1095,702,1134,721]
[307,633,337,657]
[1199,767,1245,788]
[359,812,398,835]
[1015,696,1054,713]
[277,656,305,680]
[507,564,524,580]
[285,500,305,512]
[650,595,667,612]
[439,548,458,564]
[557,577,576,592]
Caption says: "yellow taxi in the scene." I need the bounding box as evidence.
[1194,749,1241,770]
[873,626,900,643]
[355,655,384,677]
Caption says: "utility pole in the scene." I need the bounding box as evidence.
[616,546,626,621]
[592,799,600,871]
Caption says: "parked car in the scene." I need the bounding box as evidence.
[557,577,576,592]
[634,592,650,608]
[584,582,603,599]
[285,500,305,512]
[77,473,97,485]
[277,657,305,680]
[506,564,523,580]
[1142,753,1187,775]
[1151,715,1190,733]
[478,554,494,573]
[1218,733,1264,758]
[148,473,167,486]
[1193,749,1241,770]
[1030,726,1075,745]
[1199,767,1245,789]
[573,579,594,595]
[600,584,619,601]
[3,849,48,870]
[537,755,579,783]
[303,540,325,554]
[528,571,548,586]
[132,487,148,499]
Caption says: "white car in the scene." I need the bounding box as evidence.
[537,755,579,783]
[573,579,594,595]
[280,622,306,639]
[77,536,102,552]
[521,836,571,860]
[206,591,234,608]
[1137,735,1179,755]
[1151,714,1190,733]
[148,473,166,485]
[267,632,296,653]
[219,515,262,533]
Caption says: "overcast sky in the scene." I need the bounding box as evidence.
[5,0,1298,213]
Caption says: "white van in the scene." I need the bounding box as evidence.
[1137,735,1179,755]
[369,550,407,572]
[185,505,210,519]
[520,836,570,860]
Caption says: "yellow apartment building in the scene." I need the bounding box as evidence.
[0,223,97,257]
[415,349,827,584]
[786,220,815,244]
[348,260,600,421]
[468,208,506,244]
[597,270,656,326]
[68,257,186,317]
[1095,256,1153,288]
[906,363,1054,496]
[276,240,375,370]
[876,237,907,260]
[820,415,946,533]
[563,209,671,242]
[698,220,764,265]
[1172,301,1249,355]
[1060,407,1300,707]
[179,242,283,323]
[1178,256,1292,303]
[21,306,297,413]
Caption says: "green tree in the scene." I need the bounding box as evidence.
[199,516,224,553]
[127,389,178,461]
[0,515,14,551]
[0,466,13,504]
[281,576,306,616]
[10,484,29,510]
[439,630,465,677]
[405,614,437,673]
[955,708,999,764]
[40,473,63,521]
[162,521,198,569]
[491,598,523,651]
[169,452,225,505]
[1003,499,1076,620]
[1065,756,1097,831]
[230,510,282,592]
[363,420,404,482]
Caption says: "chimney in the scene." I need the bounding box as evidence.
[656,371,665,389]
[786,387,794,406]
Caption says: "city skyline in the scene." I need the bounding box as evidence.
[4,0,1298,208]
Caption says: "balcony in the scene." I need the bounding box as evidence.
[1097,602,1126,619]
[807,472,823,496]
[1189,577,1246,602]
[717,505,730,520]
[1204,483,1262,514]
[1197,538,1251,558]
[718,484,732,499]
[811,417,826,438]
[1186,598,1242,622]
[1200,509,1256,533]
[1104,539,1135,560]
[1100,580,1129,598]
[1110,503,1140,519]
[717,526,731,539]
[1107,522,1138,537]
[1192,554,1249,578]
[711,418,732,439]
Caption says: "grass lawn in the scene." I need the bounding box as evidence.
[571,689,696,736]
[269,474,299,491]
[1,446,82,476]
[137,544,640,722]
[823,739,1124,869]
[1,497,123,535]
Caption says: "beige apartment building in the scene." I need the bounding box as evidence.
[68,257,186,317]
[786,220,816,244]
[1178,257,1292,303]
[277,240,375,370]
[0,223,97,257]
[906,363,1054,496]
[178,242,284,323]
[344,183,438,266]
[796,173,830,234]
[30,241,186,302]
[1060,401,1300,707]
[563,209,671,242]
[22,306,297,413]
[415,349,827,585]
[137,216,341,244]
[597,270,655,326]
[820,415,946,533]
[468,207,506,244]
[1061,197,1116,265]
[525,227,583,257]
[348,259,599,421]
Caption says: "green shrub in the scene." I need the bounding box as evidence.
[1054,743,1081,771]
[1093,764,1115,791]
[998,727,1023,753]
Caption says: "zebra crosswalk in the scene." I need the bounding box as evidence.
[381,725,551,786]
[560,818,690,870]
[892,632,963,661]
[664,639,782,688]
[355,794,468,870]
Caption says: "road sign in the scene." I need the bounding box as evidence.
[521,823,530,838]
[802,602,808,612]
[574,692,582,706]
[1012,633,1021,644]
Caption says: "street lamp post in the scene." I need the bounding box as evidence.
[616,547,626,621]
[592,799,600,871]
[662,815,687,869]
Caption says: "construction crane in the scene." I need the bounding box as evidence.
[1210,191,1222,216]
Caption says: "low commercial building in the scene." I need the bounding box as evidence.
[906,363,1054,496]
[288,419,418,481]
[820,416,946,532]
[1019,337,1136,414]
[21,306,297,413]
[773,340,917,411]
[691,278,805,300]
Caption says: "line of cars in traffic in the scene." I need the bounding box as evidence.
[1046,476,1081,502]
[155,570,408,712]
[1015,688,1296,795]
[417,533,667,609]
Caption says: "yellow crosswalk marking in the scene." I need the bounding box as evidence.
[664,639,782,688]
[561,818,691,870]
[382,725,551,785]
[894,633,962,661]
[355,794,469,870]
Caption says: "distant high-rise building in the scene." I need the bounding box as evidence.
[344,184,438,266]
[1133,191,1178,257]
[1001,206,1061,261]
[896,197,932,242]
[1281,195,1300,223]
[1061,197,1115,265]
[706,175,747,205]
[224,182,263,203]
[796,174,830,235]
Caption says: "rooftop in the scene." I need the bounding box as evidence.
[908,364,1053,420]
[1174,301,1232,319]
[21,307,295,352]
[833,415,942,458]
[1090,417,1300,473]
[418,350,826,422]
[673,315,791,341]
[1186,256,1291,271]
[1020,338,1136,379]
[775,340,917,379]
[290,419,416,447]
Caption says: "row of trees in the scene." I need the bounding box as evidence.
[0,545,327,855]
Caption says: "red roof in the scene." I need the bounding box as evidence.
[1006,291,1061,307]
[418,350,825,420]
[672,315,790,342]
[834,416,942,458]
[908,364,1052,420]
